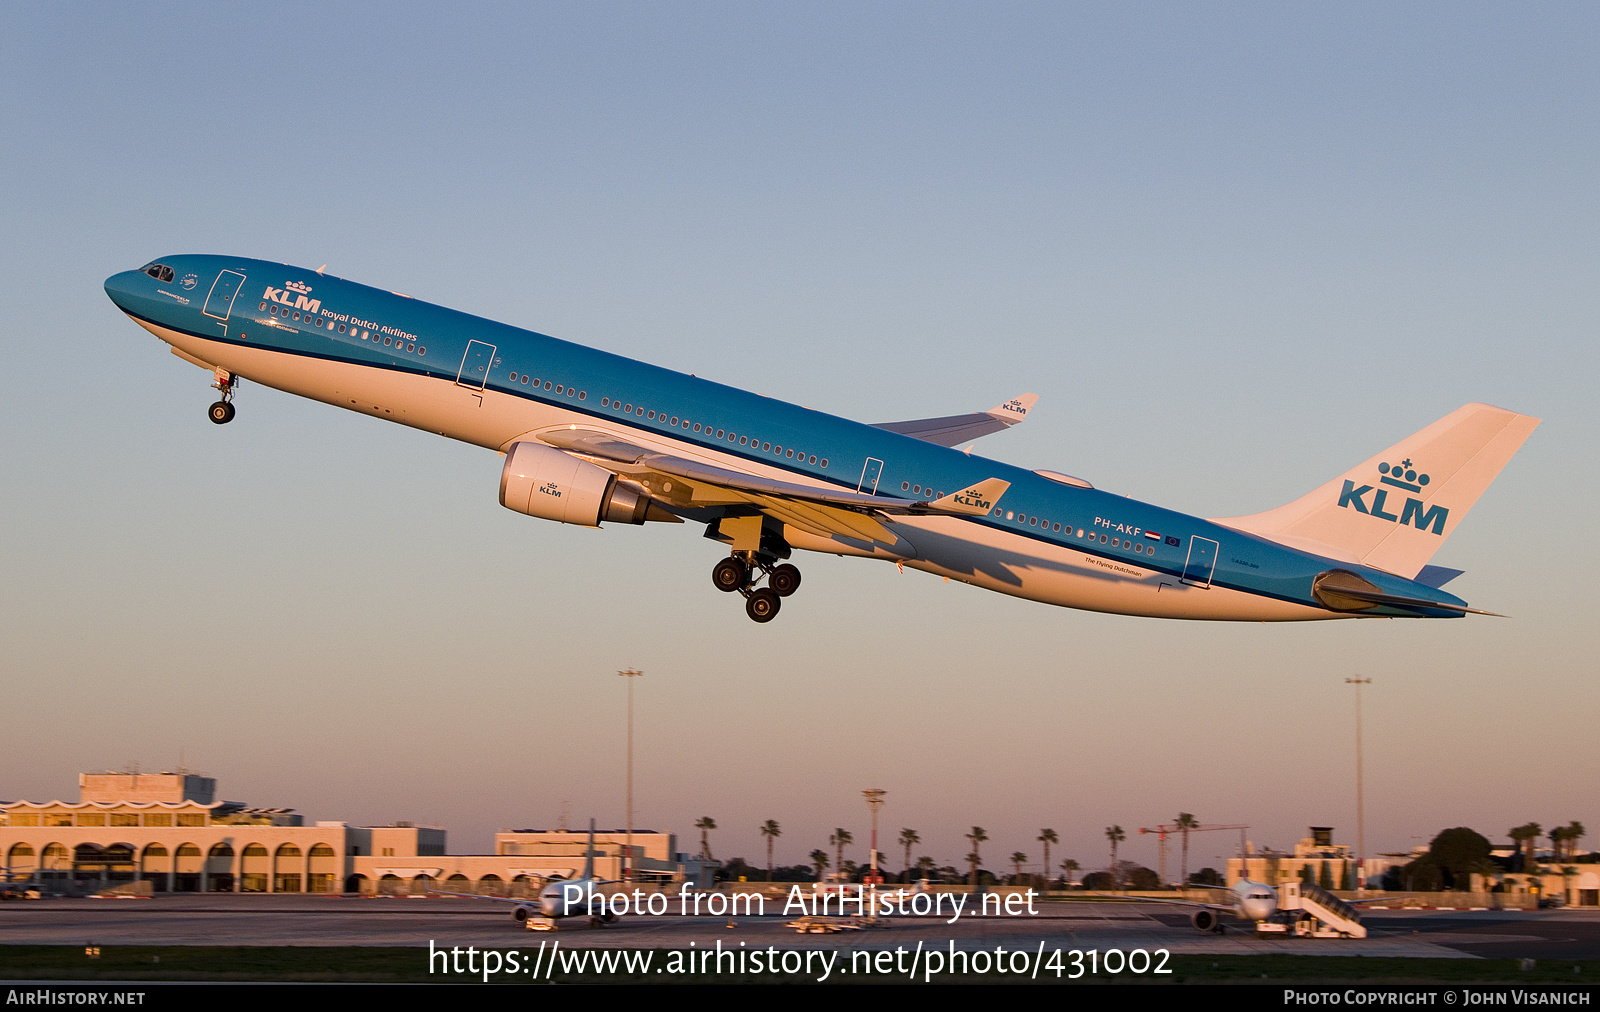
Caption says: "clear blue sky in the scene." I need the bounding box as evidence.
[2,3,1594,874]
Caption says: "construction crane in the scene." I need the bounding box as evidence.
[1138,822,1250,886]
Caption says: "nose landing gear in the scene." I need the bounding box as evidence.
[711,553,802,623]
[207,368,238,425]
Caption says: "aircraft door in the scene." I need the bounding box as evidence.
[456,340,496,390]
[202,271,246,321]
[857,457,883,494]
[1182,537,1218,588]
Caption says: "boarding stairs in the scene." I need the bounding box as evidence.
[1277,881,1366,938]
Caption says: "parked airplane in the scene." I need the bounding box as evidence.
[436,820,617,928]
[104,256,1539,623]
[1148,879,1392,936]
[1120,878,1282,933]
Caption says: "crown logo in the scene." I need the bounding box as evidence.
[285,280,312,294]
[1377,459,1429,493]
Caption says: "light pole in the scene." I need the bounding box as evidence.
[618,668,643,882]
[863,789,886,885]
[1345,676,1371,891]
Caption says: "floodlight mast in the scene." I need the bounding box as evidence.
[863,789,886,885]
[1346,676,1371,890]
[618,668,643,882]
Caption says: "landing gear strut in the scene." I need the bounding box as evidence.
[711,553,802,623]
[208,369,238,425]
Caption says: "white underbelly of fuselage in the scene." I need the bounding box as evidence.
[141,320,1335,622]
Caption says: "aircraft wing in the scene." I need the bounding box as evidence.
[1086,892,1235,913]
[873,393,1039,447]
[426,889,539,907]
[537,428,1009,543]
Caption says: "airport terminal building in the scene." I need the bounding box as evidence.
[1227,827,1599,907]
[1,772,707,896]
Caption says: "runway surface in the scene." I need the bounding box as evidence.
[5,895,1596,958]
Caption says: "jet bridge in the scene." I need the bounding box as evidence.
[1277,881,1367,938]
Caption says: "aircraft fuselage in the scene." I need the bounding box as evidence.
[104,255,1478,622]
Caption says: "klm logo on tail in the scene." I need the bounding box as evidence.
[1337,460,1448,534]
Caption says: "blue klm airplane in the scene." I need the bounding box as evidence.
[105,256,1538,623]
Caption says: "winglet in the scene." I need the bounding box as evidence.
[930,478,1010,516]
[874,393,1040,447]
[986,393,1039,426]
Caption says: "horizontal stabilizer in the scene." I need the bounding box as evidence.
[1324,585,1503,617]
[1214,403,1539,578]
[1413,565,1465,589]
[875,393,1038,447]
[1312,569,1501,616]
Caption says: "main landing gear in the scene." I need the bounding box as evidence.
[207,368,238,425]
[712,553,802,623]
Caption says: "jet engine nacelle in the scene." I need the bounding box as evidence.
[499,441,652,526]
[1191,908,1221,933]
[513,904,534,922]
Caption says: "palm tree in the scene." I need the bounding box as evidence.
[829,828,852,882]
[898,829,920,883]
[810,849,829,881]
[759,820,781,881]
[1105,825,1126,889]
[695,817,717,862]
[1551,825,1570,864]
[916,856,936,881]
[1174,813,1199,887]
[1549,821,1586,862]
[1061,858,1080,889]
[1010,851,1028,885]
[1510,823,1541,873]
[966,826,988,886]
[1037,829,1058,889]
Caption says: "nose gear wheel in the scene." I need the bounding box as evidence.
[207,369,239,424]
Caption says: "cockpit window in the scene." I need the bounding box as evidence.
[141,262,175,283]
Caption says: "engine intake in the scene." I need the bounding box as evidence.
[500,441,659,526]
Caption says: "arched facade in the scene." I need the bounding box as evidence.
[174,843,202,892]
[206,843,235,892]
[40,843,68,883]
[6,843,35,878]
[308,844,337,894]
[140,843,170,890]
[240,843,269,892]
[273,844,302,893]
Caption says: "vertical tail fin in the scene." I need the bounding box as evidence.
[1213,403,1539,577]
[582,818,596,880]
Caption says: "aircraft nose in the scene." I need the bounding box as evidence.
[103,269,144,311]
